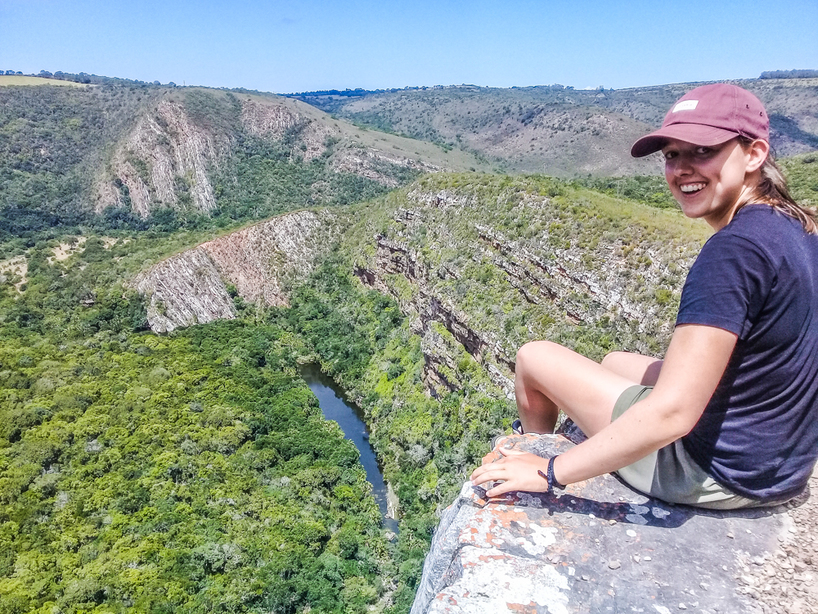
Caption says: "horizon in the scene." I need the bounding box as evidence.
[6,70,818,98]
[2,0,816,94]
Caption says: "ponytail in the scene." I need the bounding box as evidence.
[739,139,818,234]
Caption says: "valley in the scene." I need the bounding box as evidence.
[1,74,817,613]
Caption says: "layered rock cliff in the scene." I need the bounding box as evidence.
[347,176,708,399]
[93,89,466,220]
[132,209,335,332]
[96,99,223,216]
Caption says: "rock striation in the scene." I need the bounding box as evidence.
[96,99,223,217]
[411,432,801,614]
[93,90,449,220]
[132,210,331,332]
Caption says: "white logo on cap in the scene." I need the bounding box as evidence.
[672,100,699,113]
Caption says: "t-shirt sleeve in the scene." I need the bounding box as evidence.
[676,232,775,340]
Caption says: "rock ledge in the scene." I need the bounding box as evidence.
[411,434,797,614]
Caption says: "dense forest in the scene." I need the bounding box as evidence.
[2,77,817,613]
[0,231,402,613]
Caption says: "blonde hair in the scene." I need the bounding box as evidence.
[739,138,818,234]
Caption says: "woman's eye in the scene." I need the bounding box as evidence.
[663,151,677,160]
[695,147,713,155]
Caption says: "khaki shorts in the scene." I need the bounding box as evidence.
[612,386,769,510]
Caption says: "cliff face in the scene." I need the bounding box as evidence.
[132,210,333,332]
[96,99,222,216]
[347,176,707,399]
[92,90,462,220]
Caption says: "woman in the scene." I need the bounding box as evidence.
[471,83,818,509]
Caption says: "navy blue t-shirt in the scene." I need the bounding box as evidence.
[676,205,818,501]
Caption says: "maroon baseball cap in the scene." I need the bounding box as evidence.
[631,83,769,157]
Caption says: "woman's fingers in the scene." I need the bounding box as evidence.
[470,451,550,496]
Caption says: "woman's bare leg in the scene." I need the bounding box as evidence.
[514,341,640,437]
[601,352,663,386]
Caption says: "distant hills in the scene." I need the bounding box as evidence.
[0,79,487,244]
[1,73,816,243]
[287,77,818,175]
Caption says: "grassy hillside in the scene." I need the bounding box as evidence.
[780,151,818,208]
[0,83,488,253]
[0,76,88,88]
[294,78,818,176]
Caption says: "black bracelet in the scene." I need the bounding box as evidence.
[547,455,566,491]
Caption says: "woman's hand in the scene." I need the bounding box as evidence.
[470,447,551,497]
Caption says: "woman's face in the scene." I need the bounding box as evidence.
[662,137,759,230]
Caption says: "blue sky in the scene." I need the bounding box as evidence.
[2,0,816,93]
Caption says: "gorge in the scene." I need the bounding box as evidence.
[301,363,400,534]
[2,74,817,613]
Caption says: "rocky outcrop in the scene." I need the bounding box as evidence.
[352,181,703,402]
[412,433,800,614]
[199,210,325,306]
[93,91,446,220]
[475,224,665,330]
[355,235,515,398]
[96,99,222,216]
[241,98,338,162]
[331,145,440,188]
[132,210,330,332]
[131,246,234,333]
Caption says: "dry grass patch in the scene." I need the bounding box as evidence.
[0,75,89,88]
[0,255,28,291]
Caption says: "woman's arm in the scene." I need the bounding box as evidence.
[471,324,738,496]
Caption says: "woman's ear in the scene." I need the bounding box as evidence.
[746,139,770,173]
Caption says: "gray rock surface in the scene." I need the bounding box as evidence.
[411,433,802,614]
[132,210,330,332]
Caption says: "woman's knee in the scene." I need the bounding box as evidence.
[601,351,627,371]
[515,340,561,374]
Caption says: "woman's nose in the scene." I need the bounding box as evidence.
[669,155,693,176]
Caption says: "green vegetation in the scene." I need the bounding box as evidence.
[281,259,511,612]
[572,174,677,209]
[212,134,415,223]
[0,235,389,613]
[780,152,818,208]
[0,83,167,245]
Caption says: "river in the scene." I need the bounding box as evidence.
[300,364,399,534]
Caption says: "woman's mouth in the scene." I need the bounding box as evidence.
[680,183,706,194]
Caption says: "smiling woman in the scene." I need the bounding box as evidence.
[472,83,818,510]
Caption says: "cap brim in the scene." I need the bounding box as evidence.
[630,124,741,158]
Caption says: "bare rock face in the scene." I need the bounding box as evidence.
[200,210,325,307]
[132,246,235,333]
[241,98,338,162]
[96,99,221,217]
[331,145,439,188]
[412,433,797,614]
[133,210,329,332]
[94,91,434,220]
